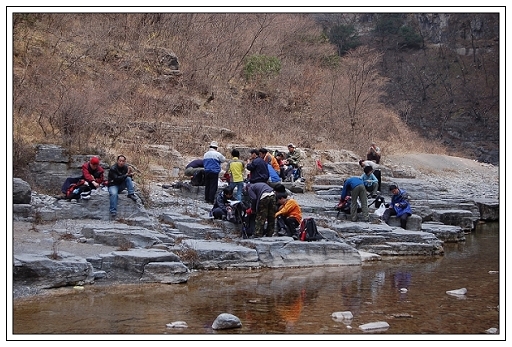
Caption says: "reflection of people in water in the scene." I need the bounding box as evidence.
[276,288,306,329]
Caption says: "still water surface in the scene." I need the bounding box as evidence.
[13,223,501,337]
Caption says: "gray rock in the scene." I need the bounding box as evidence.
[14,251,95,289]
[211,313,242,330]
[359,321,390,332]
[140,261,190,283]
[13,178,32,204]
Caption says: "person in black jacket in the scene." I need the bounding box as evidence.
[246,149,269,184]
[246,182,276,237]
[108,155,137,219]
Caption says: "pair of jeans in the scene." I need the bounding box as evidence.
[108,177,134,213]
[229,181,244,201]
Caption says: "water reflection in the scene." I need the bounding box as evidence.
[12,223,501,337]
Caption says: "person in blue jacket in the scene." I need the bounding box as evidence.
[382,183,412,229]
[340,176,369,222]
[203,141,226,204]
[361,165,379,197]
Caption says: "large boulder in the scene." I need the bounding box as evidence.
[13,178,31,204]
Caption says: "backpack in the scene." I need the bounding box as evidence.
[298,218,323,241]
[65,179,88,200]
[190,169,205,186]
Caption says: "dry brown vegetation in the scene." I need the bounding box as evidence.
[12,13,499,188]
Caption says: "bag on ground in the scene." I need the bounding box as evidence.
[299,217,323,241]
[65,179,88,200]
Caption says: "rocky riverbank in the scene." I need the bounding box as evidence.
[11,152,500,299]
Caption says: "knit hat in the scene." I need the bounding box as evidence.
[90,157,100,165]
[210,141,218,148]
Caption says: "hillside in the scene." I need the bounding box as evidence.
[11,12,501,187]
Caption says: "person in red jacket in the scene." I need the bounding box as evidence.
[81,156,106,190]
[58,156,105,199]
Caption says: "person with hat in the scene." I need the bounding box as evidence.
[82,156,106,190]
[382,183,412,229]
[58,156,106,199]
[203,141,226,204]
[283,143,302,181]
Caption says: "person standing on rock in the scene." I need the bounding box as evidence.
[246,149,269,184]
[340,176,369,222]
[108,155,137,219]
[366,142,382,164]
[203,141,226,204]
[246,182,276,237]
[382,183,412,229]
[226,149,245,201]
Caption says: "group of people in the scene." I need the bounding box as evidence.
[338,141,412,229]
[186,140,306,239]
[186,141,303,205]
[59,155,138,220]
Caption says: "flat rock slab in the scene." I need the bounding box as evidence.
[238,237,361,268]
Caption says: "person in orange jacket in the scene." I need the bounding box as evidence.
[275,192,302,238]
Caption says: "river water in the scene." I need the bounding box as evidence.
[12,222,502,339]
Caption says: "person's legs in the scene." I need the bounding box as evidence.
[61,177,80,194]
[382,207,397,224]
[265,197,276,236]
[125,177,135,195]
[204,172,218,203]
[276,215,288,235]
[108,184,119,214]
[285,217,300,237]
[349,192,358,222]
[211,207,225,220]
[369,182,378,196]
[254,208,266,237]
[399,213,410,229]
[231,181,243,201]
[356,185,369,221]
[374,169,382,191]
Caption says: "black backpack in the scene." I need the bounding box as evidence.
[299,218,323,241]
[190,169,205,186]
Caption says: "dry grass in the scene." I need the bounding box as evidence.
[12,13,497,188]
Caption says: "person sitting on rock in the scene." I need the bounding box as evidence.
[108,155,137,219]
[361,165,379,197]
[381,183,412,229]
[283,143,302,181]
[58,156,105,200]
[275,192,302,239]
[359,159,381,192]
[211,186,239,222]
